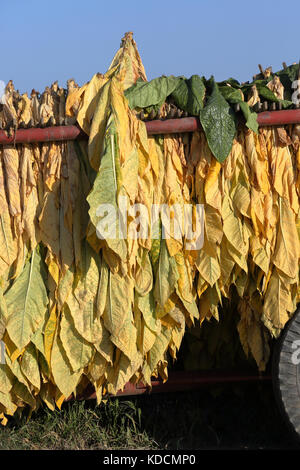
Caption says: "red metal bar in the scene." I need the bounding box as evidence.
[68,370,271,402]
[145,117,200,135]
[1,109,300,145]
[0,125,82,145]
[146,110,300,134]
[257,108,300,126]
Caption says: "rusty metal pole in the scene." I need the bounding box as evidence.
[1,109,300,145]
[0,125,82,145]
[67,370,271,401]
[256,109,300,126]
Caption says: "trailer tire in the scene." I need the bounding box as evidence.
[272,307,300,441]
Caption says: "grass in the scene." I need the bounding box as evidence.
[0,399,155,451]
[1,382,300,450]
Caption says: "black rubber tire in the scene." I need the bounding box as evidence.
[272,306,300,442]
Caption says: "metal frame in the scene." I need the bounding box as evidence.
[1,109,300,145]
[67,370,271,401]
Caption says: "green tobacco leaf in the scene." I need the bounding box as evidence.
[256,83,278,101]
[187,75,206,114]
[219,86,243,103]
[144,102,164,115]
[171,78,189,110]
[219,86,258,133]
[200,80,236,163]
[218,78,241,88]
[125,76,181,109]
[277,63,299,100]
[5,249,48,350]
[239,102,258,133]
[172,75,205,115]
[255,83,292,108]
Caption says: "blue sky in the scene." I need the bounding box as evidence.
[2,0,299,94]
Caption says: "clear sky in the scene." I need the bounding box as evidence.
[1,0,299,94]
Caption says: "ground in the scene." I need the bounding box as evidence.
[0,382,299,450]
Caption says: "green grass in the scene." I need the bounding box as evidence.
[1,382,300,450]
[0,399,156,450]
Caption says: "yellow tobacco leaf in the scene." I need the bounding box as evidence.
[196,247,220,287]
[204,205,223,245]
[88,351,107,383]
[175,252,194,303]
[67,242,102,344]
[134,308,157,355]
[65,84,87,118]
[103,271,137,361]
[262,268,294,336]
[272,197,300,280]
[0,187,18,275]
[142,326,172,385]
[20,343,41,391]
[222,194,247,256]
[108,32,147,91]
[106,350,143,395]
[40,383,56,411]
[44,304,57,368]
[60,305,94,373]
[76,73,108,135]
[6,356,36,409]
[134,249,153,296]
[245,130,270,195]
[55,391,65,410]
[2,332,22,362]
[232,179,251,218]
[204,157,221,193]
[198,286,220,323]
[237,299,270,371]
[2,147,22,220]
[94,320,114,365]
[154,240,179,308]
[88,80,111,171]
[0,412,8,426]
[51,329,81,399]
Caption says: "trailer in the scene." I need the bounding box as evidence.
[1,33,300,441]
[1,108,300,439]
